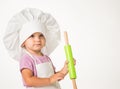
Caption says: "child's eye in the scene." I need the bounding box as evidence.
[30,35,34,38]
[39,34,44,37]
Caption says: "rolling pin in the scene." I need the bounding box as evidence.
[64,31,77,89]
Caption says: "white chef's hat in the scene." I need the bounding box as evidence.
[3,8,61,61]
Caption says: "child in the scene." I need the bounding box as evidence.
[3,8,69,89]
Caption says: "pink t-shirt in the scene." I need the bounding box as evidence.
[20,53,55,86]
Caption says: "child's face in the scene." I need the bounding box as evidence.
[23,32,46,52]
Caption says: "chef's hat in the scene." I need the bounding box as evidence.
[3,8,61,61]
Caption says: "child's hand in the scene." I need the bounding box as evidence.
[50,58,76,84]
[50,72,65,84]
[60,60,69,75]
[60,58,76,75]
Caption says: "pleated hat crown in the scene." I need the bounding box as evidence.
[3,8,61,61]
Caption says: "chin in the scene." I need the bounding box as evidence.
[34,48,42,51]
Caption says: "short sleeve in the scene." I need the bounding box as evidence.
[20,54,34,73]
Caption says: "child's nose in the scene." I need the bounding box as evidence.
[35,37,40,41]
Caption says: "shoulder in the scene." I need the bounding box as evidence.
[44,55,51,60]
[44,55,53,62]
[19,53,35,72]
[20,53,33,64]
[44,55,50,58]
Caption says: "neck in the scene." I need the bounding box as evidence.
[25,49,43,56]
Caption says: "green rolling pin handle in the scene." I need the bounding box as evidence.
[64,31,77,79]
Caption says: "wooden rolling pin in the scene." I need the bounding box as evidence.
[64,31,77,89]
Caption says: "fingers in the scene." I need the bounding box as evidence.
[56,73,65,80]
[73,59,76,65]
[50,73,65,84]
[66,58,76,65]
[65,60,69,64]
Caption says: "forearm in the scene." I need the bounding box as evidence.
[25,76,50,87]
[60,67,68,75]
[22,69,64,87]
[57,61,68,76]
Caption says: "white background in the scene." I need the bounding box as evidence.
[0,0,120,89]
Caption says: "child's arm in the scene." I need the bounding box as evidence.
[57,59,76,77]
[58,60,69,75]
[21,69,65,87]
